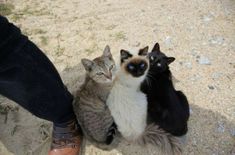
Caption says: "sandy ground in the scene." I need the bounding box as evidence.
[0,0,235,154]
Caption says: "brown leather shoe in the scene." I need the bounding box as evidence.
[48,120,83,155]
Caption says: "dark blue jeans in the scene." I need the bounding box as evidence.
[0,15,75,125]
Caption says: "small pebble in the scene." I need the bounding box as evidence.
[217,122,225,133]
[190,108,193,114]
[209,36,225,45]
[208,85,215,90]
[131,41,141,47]
[230,128,235,136]
[192,138,197,146]
[185,62,192,69]
[198,56,211,65]
[202,15,213,22]
[190,49,198,56]
[165,36,172,46]
[186,26,193,32]
[212,72,223,79]
[190,74,201,81]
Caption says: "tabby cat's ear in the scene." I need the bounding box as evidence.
[139,46,149,56]
[152,42,160,52]
[120,49,132,63]
[166,57,175,64]
[81,58,94,71]
[103,45,112,58]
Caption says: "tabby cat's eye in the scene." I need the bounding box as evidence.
[97,72,104,75]
[109,65,114,70]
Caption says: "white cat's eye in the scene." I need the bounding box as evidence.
[97,72,104,75]
[128,64,134,70]
[140,63,145,68]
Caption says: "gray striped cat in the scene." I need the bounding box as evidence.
[73,45,118,149]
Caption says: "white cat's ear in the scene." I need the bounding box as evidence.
[139,46,149,56]
[152,42,160,52]
[103,45,112,58]
[120,49,132,63]
[81,58,94,71]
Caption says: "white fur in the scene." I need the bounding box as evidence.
[107,61,148,141]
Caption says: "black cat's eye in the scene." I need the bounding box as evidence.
[157,63,161,67]
[97,72,104,75]
[150,56,155,61]
[127,64,135,70]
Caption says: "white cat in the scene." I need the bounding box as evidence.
[107,46,182,155]
[107,47,149,141]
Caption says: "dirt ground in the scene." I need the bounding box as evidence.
[0,0,234,154]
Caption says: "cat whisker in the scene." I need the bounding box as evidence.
[147,72,156,77]
[147,74,155,80]
[146,78,152,88]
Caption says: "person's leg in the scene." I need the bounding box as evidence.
[0,15,82,155]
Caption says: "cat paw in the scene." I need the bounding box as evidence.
[105,123,117,145]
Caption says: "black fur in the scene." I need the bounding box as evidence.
[138,46,149,56]
[106,122,117,145]
[141,43,190,136]
[126,60,148,77]
[120,49,133,63]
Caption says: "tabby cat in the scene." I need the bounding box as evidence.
[73,45,117,148]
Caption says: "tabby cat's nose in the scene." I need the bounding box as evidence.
[106,73,112,80]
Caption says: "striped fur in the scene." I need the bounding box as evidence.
[138,124,182,155]
[73,46,118,149]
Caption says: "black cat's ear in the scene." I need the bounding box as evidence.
[81,58,94,71]
[103,45,112,58]
[138,46,149,56]
[152,42,160,52]
[120,49,132,63]
[166,57,175,64]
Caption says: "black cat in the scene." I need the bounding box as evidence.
[141,42,190,136]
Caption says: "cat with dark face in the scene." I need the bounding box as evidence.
[107,47,150,141]
[107,47,182,154]
[141,43,190,137]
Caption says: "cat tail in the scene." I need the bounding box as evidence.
[137,123,183,155]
